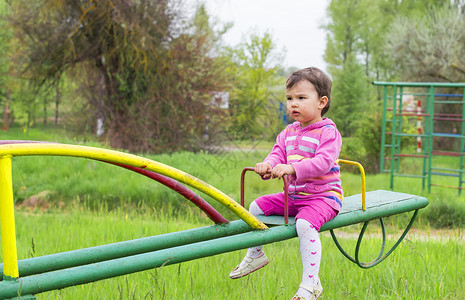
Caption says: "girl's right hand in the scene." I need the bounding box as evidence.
[254,162,272,179]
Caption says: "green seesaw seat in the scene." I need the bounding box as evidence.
[257,190,428,268]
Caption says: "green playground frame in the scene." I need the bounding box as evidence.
[374,81,465,194]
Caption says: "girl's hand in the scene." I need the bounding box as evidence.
[254,162,273,179]
[271,164,295,179]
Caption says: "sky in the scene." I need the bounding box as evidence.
[201,0,330,71]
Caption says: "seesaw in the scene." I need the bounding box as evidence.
[0,142,428,299]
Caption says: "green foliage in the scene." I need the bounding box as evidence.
[227,30,285,140]
[339,114,389,174]
[386,6,465,82]
[422,197,465,228]
[327,57,367,137]
[0,1,10,94]
[6,1,235,153]
[324,0,465,171]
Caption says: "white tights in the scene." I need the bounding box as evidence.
[245,201,265,258]
[246,201,322,295]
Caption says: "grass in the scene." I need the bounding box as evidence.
[1,125,465,298]
[7,207,465,299]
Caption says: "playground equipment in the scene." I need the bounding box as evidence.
[0,141,428,299]
[374,81,465,194]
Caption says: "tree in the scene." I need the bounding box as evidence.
[227,30,285,139]
[323,0,464,171]
[327,56,367,137]
[324,0,460,131]
[324,0,375,137]
[386,6,465,82]
[7,0,232,152]
[0,1,12,130]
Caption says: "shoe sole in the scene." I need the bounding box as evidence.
[229,259,269,279]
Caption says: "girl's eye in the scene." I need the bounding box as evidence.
[287,97,292,101]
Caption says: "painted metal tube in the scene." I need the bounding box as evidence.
[240,167,290,224]
[109,162,228,224]
[0,155,19,280]
[0,141,228,225]
[0,225,297,298]
[0,220,252,279]
[337,159,366,211]
[373,81,465,88]
[320,196,428,232]
[0,143,267,230]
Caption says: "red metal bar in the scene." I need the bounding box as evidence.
[433,117,465,122]
[283,176,289,225]
[430,183,465,190]
[240,167,290,225]
[387,108,427,113]
[394,154,428,158]
[0,140,228,224]
[395,113,430,117]
[432,150,465,157]
[110,162,229,224]
[434,113,462,117]
[240,167,254,207]
[0,140,49,145]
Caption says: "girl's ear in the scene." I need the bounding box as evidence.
[318,96,328,109]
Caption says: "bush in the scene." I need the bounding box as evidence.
[340,115,382,174]
[421,197,465,228]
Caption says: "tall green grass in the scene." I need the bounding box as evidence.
[7,208,465,299]
[3,126,465,226]
[2,126,465,298]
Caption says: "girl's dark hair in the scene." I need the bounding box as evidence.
[286,67,332,116]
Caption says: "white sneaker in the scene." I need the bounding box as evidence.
[229,253,269,279]
[291,280,323,300]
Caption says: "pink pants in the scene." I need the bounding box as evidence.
[254,193,338,231]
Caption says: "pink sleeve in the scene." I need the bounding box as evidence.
[263,129,287,167]
[292,126,342,180]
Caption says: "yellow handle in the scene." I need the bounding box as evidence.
[338,159,366,211]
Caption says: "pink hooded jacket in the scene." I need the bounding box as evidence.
[264,118,343,211]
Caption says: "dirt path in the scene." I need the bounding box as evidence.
[322,228,465,243]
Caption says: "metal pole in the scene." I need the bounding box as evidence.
[427,86,435,193]
[0,225,298,298]
[380,86,388,172]
[0,155,19,280]
[390,85,398,190]
[459,88,465,195]
[0,220,252,278]
[396,87,404,172]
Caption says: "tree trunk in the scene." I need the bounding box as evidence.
[43,97,47,125]
[2,90,11,131]
[55,84,60,126]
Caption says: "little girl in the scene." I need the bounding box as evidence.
[229,67,343,300]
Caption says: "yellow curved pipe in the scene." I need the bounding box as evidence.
[337,159,366,211]
[0,155,19,279]
[0,143,268,230]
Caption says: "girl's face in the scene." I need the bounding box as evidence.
[286,80,328,128]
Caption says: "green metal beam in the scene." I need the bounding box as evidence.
[0,225,298,299]
[257,190,429,230]
[373,81,465,88]
[0,221,252,279]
